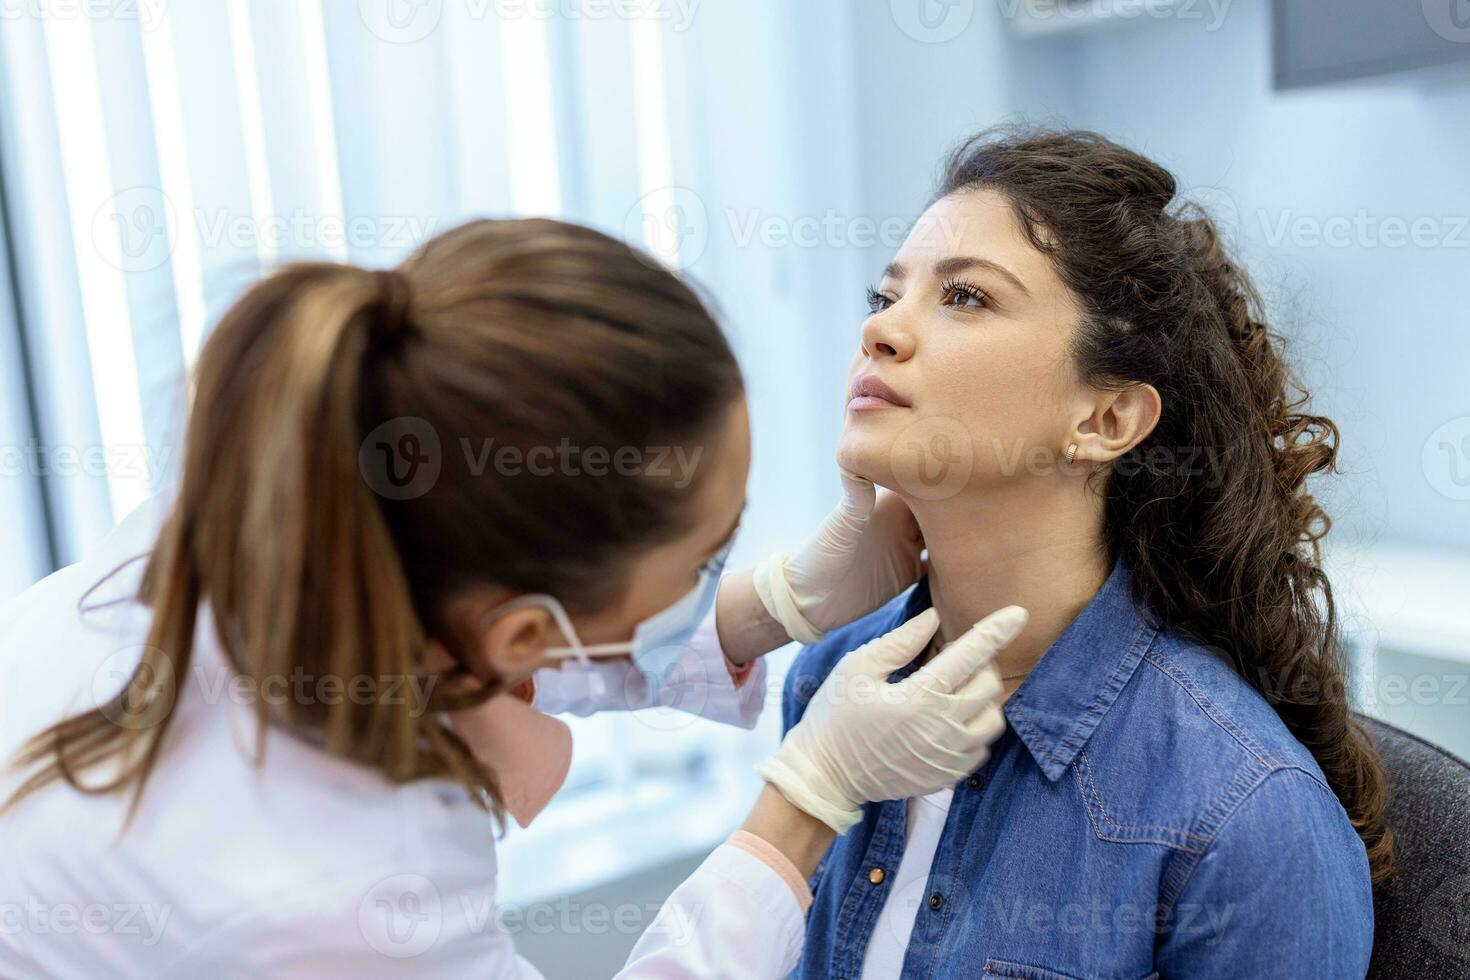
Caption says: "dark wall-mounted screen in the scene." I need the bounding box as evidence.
[1274,0,1470,90]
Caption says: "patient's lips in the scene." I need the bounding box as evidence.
[848,373,911,412]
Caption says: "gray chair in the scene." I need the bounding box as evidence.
[1358,714,1470,979]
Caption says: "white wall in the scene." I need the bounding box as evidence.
[1060,0,1470,553]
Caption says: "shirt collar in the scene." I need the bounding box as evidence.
[889,557,1157,783]
[1003,557,1158,781]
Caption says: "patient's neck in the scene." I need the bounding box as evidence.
[910,479,1111,696]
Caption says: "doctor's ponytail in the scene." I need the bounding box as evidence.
[6,218,743,820]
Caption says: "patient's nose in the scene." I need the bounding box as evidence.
[860,309,915,361]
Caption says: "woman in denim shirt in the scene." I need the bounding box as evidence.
[782,128,1389,979]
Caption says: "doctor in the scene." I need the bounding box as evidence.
[0,217,1025,978]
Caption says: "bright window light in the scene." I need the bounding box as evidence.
[42,13,150,521]
[139,5,206,367]
[227,0,278,269]
[628,14,681,266]
[297,0,347,261]
[498,15,562,215]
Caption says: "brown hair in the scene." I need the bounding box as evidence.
[938,127,1393,883]
[5,217,744,820]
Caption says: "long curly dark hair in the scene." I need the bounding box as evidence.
[938,127,1392,884]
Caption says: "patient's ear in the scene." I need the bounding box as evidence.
[1070,384,1161,464]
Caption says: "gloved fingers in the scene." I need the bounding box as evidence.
[803,474,873,562]
[852,608,940,675]
[922,735,981,776]
[909,606,1029,693]
[973,704,1008,744]
[954,703,1007,752]
[885,727,975,783]
[837,469,878,523]
[791,476,873,588]
[928,709,988,751]
[951,661,1005,707]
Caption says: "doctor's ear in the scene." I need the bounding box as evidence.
[479,607,554,680]
[1068,383,1162,465]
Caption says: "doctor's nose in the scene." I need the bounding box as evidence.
[859,308,916,363]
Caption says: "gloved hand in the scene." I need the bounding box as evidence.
[754,604,1027,834]
[753,472,923,644]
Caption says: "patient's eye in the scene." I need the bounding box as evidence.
[865,286,894,314]
[941,277,991,310]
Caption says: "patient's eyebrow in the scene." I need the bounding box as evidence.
[880,256,1030,297]
[933,255,1030,296]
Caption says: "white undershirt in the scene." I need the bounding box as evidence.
[859,787,955,980]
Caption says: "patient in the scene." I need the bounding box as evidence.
[782,128,1387,979]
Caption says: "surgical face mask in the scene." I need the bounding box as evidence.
[467,543,731,826]
[525,537,733,683]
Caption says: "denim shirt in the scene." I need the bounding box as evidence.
[782,559,1373,980]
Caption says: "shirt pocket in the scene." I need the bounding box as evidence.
[981,960,1159,980]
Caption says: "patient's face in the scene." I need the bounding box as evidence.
[837,187,1086,500]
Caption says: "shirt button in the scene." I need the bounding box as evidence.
[928,892,944,910]
[868,867,886,885]
[968,774,983,789]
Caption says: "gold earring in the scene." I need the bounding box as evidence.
[1064,443,1078,465]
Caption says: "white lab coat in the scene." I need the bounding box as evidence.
[0,499,808,978]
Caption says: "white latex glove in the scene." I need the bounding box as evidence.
[755,604,1027,834]
[753,472,923,644]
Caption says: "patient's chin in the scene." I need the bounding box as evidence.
[843,412,982,503]
[836,427,895,487]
